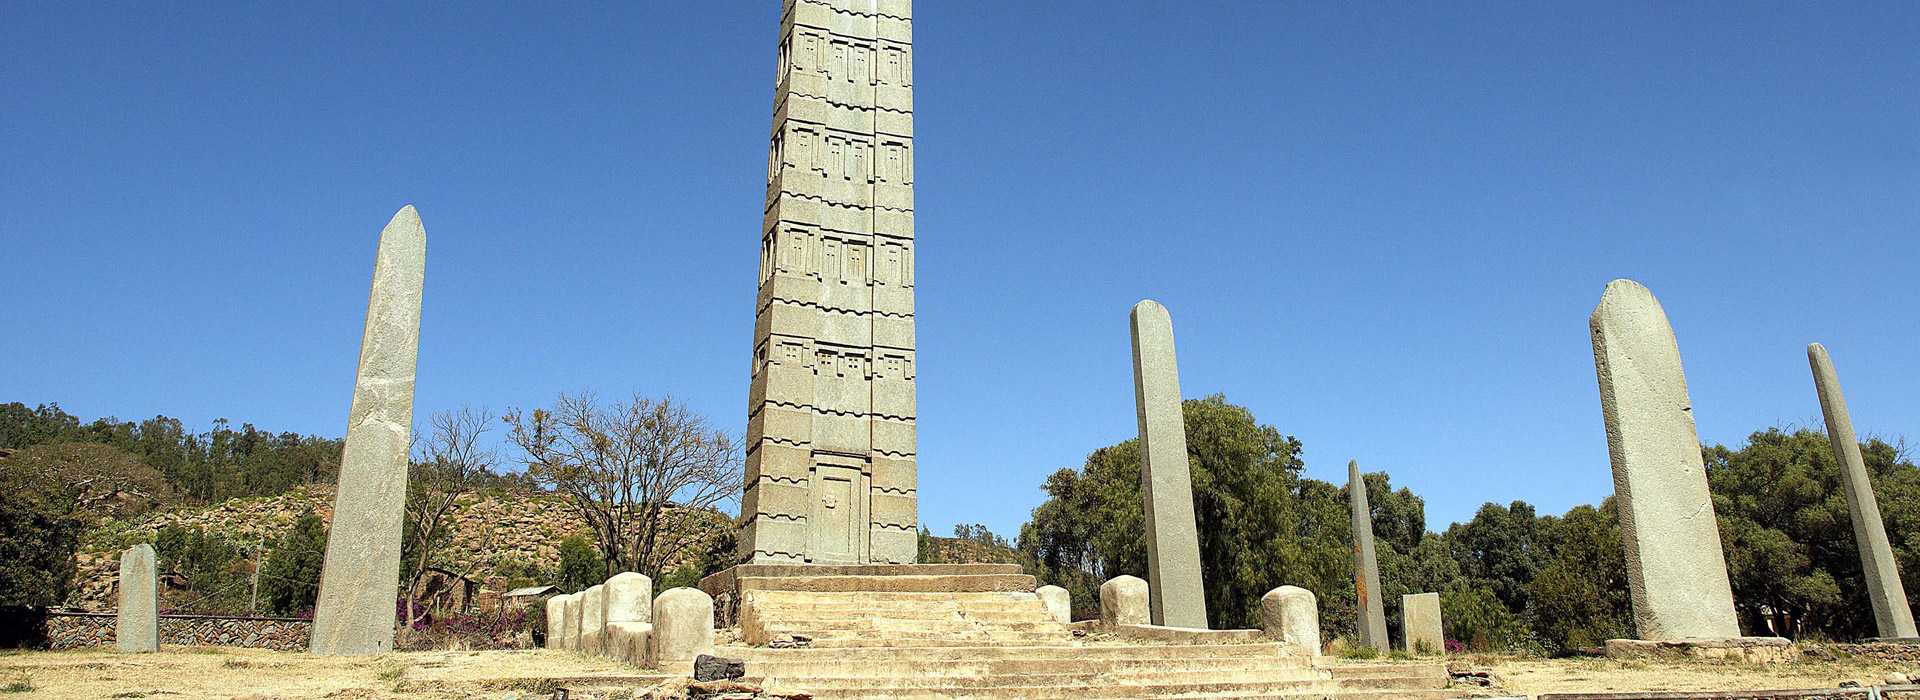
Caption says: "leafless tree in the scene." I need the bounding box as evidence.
[402,407,497,632]
[504,392,741,578]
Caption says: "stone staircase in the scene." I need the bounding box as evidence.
[714,565,1459,699]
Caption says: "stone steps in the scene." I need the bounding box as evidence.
[761,681,1457,700]
[733,642,1297,661]
[738,573,1038,593]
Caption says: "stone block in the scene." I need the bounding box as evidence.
[870,455,917,493]
[872,313,915,349]
[649,588,716,670]
[1402,592,1444,655]
[747,405,812,448]
[563,593,582,651]
[117,544,158,653]
[742,479,812,521]
[1130,300,1208,630]
[1100,575,1150,627]
[750,364,816,409]
[544,594,568,649]
[873,208,913,239]
[870,492,916,529]
[1261,586,1320,656]
[741,516,809,562]
[1037,585,1072,623]
[1590,279,1741,640]
[694,654,748,682]
[868,526,917,564]
[871,418,915,456]
[580,584,607,655]
[605,621,653,664]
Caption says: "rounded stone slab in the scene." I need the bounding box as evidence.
[117,544,158,653]
[1260,585,1320,656]
[606,572,654,625]
[1035,585,1071,624]
[544,595,568,649]
[310,205,426,656]
[1589,279,1739,641]
[650,588,716,670]
[1100,575,1149,627]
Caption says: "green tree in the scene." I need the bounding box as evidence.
[1445,501,1547,613]
[0,449,85,645]
[1523,501,1631,652]
[154,525,246,613]
[556,535,605,593]
[259,510,327,616]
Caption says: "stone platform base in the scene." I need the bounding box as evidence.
[1605,637,1797,663]
[698,563,1031,626]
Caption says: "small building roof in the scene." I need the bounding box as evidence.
[501,585,558,598]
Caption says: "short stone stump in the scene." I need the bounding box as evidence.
[1604,637,1797,664]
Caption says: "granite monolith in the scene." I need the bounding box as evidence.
[545,594,568,649]
[1809,343,1918,639]
[1590,279,1740,640]
[117,544,158,653]
[1129,299,1208,629]
[579,584,608,655]
[1349,460,1389,651]
[1260,586,1320,656]
[310,206,426,656]
[1402,592,1444,655]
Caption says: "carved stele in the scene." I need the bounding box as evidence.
[1402,592,1444,655]
[1808,343,1918,639]
[741,0,919,565]
[310,206,426,656]
[1348,460,1388,651]
[1129,299,1208,629]
[1589,279,1740,640]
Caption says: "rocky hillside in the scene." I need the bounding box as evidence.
[67,486,730,611]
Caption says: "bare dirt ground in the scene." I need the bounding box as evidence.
[2,646,1914,699]
[0,647,668,700]
[1468,653,1917,695]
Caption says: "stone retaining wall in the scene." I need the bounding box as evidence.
[46,611,311,651]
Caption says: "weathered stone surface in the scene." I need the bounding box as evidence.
[1810,343,1919,639]
[544,594,568,649]
[1603,636,1796,663]
[742,0,919,566]
[310,205,426,656]
[579,584,607,655]
[116,544,157,653]
[1403,592,1444,655]
[650,588,715,670]
[48,611,309,651]
[1589,279,1740,641]
[1100,575,1150,627]
[1260,585,1320,656]
[563,593,582,651]
[1036,585,1071,624]
[606,572,654,626]
[1129,299,1208,630]
[694,654,747,682]
[605,620,653,664]
[1349,460,1388,652]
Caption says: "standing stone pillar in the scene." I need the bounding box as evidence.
[1129,300,1208,629]
[310,205,427,656]
[1260,586,1321,656]
[1100,575,1150,627]
[1348,460,1388,651]
[1808,343,1918,639]
[117,544,158,653]
[1589,279,1740,640]
[544,595,568,649]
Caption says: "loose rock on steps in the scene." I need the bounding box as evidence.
[1447,661,1496,688]
[694,654,747,682]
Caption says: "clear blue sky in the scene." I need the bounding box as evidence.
[5,3,1917,540]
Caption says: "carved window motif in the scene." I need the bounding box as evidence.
[780,343,802,366]
[854,45,870,85]
[851,142,867,182]
[815,350,833,375]
[822,239,841,282]
[790,128,810,175]
[845,243,867,284]
[884,144,901,182]
[798,34,816,72]
[759,234,773,283]
[753,344,767,376]
[884,49,901,85]
[876,243,901,285]
[832,42,847,81]
[827,139,844,179]
[781,227,808,275]
[903,245,914,286]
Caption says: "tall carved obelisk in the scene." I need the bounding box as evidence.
[741,0,918,564]
[311,206,426,655]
